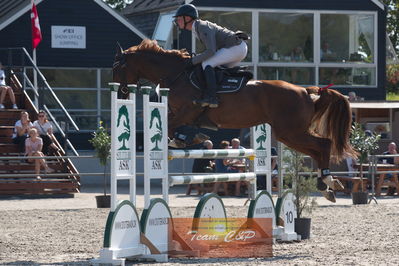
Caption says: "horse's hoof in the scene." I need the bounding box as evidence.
[322,175,344,190]
[333,179,345,190]
[321,189,336,203]
[317,177,328,191]
[168,138,186,148]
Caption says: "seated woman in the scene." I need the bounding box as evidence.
[0,61,18,109]
[33,110,59,155]
[25,128,54,180]
[12,111,33,153]
[376,142,399,196]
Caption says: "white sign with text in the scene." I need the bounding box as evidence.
[51,26,86,49]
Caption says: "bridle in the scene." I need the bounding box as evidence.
[113,52,129,95]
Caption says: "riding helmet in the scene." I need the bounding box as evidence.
[174,4,198,19]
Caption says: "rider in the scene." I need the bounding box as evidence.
[173,4,248,108]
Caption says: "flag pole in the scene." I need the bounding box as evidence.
[31,0,41,109]
[33,48,38,108]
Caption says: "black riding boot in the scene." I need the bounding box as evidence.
[198,66,219,108]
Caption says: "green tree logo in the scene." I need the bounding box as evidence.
[255,124,267,150]
[150,108,163,151]
[117,105,130,150]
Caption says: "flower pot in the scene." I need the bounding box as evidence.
[295,217,311,240]
[351,191,368,205]
[95,195,111,208]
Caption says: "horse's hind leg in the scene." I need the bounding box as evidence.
[279,132,343,202]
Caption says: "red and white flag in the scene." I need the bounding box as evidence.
[31,1,42,49]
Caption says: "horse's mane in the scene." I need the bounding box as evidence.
[125,39,189,58]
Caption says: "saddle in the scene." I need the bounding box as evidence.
[189,65,253,93]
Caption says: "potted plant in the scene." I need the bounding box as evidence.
[349,122,380,204]
[283,147,317,239]
[89,121,111,208]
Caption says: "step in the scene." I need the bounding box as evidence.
[0,143,20,154]
[0,110,21,119]
[0,181,79,194]
[0,137,13,143]
[0,163,65,172]
[0,126,14,137]
[0,175,77,181]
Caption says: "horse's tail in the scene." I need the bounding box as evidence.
[310,88,357,163]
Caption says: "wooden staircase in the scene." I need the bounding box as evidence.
[0,71,80,195]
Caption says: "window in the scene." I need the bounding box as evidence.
[255,11,376,87]
[321,14,375,63]
[319,67,376,86]
[258,67,315,85]
[259,13,314,63]
[153,12,175,48]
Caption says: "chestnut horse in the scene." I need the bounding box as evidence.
[112,39,356,202]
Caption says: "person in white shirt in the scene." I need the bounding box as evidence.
[12,111,33,152]
[0,62,18,109]
[33,110,58,155]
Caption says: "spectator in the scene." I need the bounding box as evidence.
[348,91,358,102]
[187,140,215,195]
[291,46,305,61]
[25,128,54,180]
[213,140,230,195]
[320,41,336,61]
[226,138,245,173]
[376,142,399,196]
[0,62,18,109]
[345,154,357,177]
[12,111,33,153]
[226,138,247,196]
[33,110,59,155]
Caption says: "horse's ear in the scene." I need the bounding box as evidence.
[116,42,123,56]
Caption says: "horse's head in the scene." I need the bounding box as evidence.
[113,39,192,98]
[112,43,139,98]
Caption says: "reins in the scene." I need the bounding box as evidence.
[160,69,187,88]
[318,83,334,94]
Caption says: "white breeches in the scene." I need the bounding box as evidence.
[201,41,248,69]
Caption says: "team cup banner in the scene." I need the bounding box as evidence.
[169,218,273,258]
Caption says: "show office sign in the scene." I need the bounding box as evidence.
[51,26,86,49]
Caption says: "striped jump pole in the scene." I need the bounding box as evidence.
[168,148,258,200]
[169,172,256,186]
[168,149,256,159]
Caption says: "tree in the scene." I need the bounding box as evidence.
[89,121,111,196]
[255,124,267,150]
[382,0,399,54]
[102,0,133,11]
[350,123,381,192]
[150,108,163,151]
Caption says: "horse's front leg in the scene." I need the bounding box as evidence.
[167,106,204,148]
